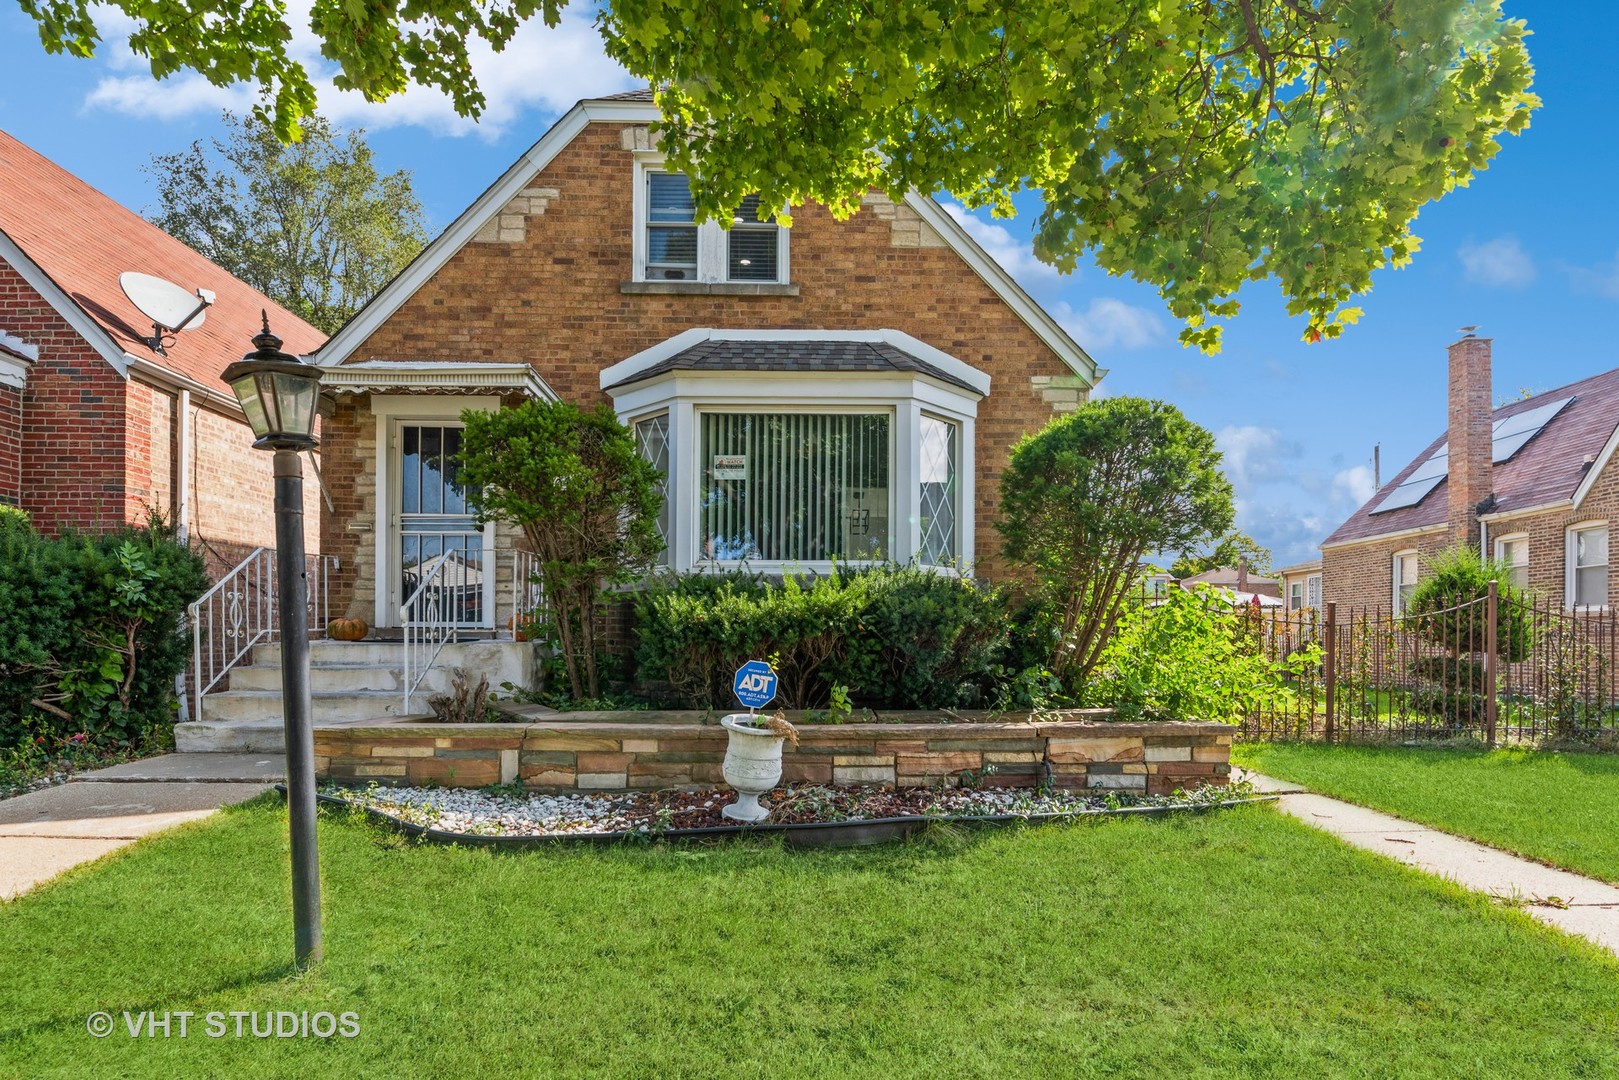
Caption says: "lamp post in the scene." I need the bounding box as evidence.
[222,312,323,969]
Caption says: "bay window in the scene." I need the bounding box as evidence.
[634,412,671,562]
[700,412,890,562]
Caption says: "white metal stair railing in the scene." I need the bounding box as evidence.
[401,550,478,713]
[188,548,338,723]
[510,548,544,639]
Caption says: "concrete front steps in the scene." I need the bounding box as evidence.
[176,639,535,753]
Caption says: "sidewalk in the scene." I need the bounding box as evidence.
[1243,770,1619,957]
[0,754,282,901]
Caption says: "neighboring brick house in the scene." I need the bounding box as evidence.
[0,130,323,571]
[312,91,1105,634]
[1277,558,1323,612]
[1321,333,1619,613]
[1177,564,1282,602]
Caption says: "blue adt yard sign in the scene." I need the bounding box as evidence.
[733,660,778,710]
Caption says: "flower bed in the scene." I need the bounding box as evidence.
[321,779,1262,845]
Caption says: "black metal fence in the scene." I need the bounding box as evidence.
[1240,586,1616,745]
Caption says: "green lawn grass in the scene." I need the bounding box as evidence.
[3,796,1617,1078]
[1235,742,1619,883]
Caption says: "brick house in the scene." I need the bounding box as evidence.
[310,91,1104,635]
[0,129,323,570]
[1277,558,1323,612]
[1321,333,1619,613]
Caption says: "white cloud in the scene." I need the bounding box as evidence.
[1332,464,1377,508]
[81,6,637,139]
[1457,236,1535,288]
[1054,298,1166,352]
[1215,425,1304,490]
[1567,251,1619,300]
[939,203,1059,285]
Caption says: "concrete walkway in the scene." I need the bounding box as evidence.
[0,754,281,901]
[1243,770,1619,957]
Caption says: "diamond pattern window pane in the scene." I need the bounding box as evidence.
[919,415,957,566]
[636,414,670,564]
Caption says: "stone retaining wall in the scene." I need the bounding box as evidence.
[316,714,1233,797]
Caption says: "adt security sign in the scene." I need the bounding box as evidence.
[733,660,778,710]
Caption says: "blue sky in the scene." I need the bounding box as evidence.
[0,2,1604,569]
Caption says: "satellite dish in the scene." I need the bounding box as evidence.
[119,272,216,355]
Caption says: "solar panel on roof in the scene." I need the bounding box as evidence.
[1368,396,1576,516]
[1492,396,1573,461]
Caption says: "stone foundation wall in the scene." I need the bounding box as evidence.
[316,714,1233,797]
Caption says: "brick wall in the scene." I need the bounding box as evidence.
[1320,529,1448,613]
[325,121,1083,606]
[316,716,1233,797]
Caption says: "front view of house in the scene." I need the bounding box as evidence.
[311,90,1103,634]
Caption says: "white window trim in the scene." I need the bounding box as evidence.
[1565,521,1609,611]
[631,154,790,284]
[1289,581,1304,610]
[613,371,977,574]
[1393,549,1419,615]
[1306,573,1322,610]
[1494,532,1529,590]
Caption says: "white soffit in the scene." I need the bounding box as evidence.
[319,360,557,400]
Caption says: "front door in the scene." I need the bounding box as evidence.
[391,421,490,628]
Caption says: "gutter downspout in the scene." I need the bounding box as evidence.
[176,388,192,544]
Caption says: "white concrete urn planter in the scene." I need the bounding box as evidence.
[721,713,788,822]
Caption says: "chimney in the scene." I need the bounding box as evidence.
[1237,558,1249,592]
[1447,331,1493,547]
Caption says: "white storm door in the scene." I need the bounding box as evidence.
[391,421,492,628]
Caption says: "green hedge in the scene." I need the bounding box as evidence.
[0,512,207,748]
[632,566,1013,710]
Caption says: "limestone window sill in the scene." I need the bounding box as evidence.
[620,281,800,297]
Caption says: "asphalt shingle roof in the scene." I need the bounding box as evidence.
[1323,365,1619,547]
[604,338,982,393]
[0,129,324,386]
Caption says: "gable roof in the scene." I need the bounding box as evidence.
[601,330,986,395]
[1322,365,1619,548]
[0,129,324,393]
[315,96,1102,386]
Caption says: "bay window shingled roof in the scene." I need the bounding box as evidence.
[1322,366,1619,547]
[603,337,983,394]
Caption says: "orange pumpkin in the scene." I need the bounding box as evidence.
[508,614,529,642]
[327,616,369,641]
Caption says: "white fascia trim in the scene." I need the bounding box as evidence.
[1479,498,1572,523]
[0,228,130,377]
[1573,419,1619,510]
[599,328,990,397]
[0,329,39,364]
[608,370,981,420]
[904,193,1103,387]
[0,352,29,390]
[125,355,244,416]
[1320,523,1447,551]
[321,361,557,400]
[316,103,597,367]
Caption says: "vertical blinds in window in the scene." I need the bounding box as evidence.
[700,412,890,563]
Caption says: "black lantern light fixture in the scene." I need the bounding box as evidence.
[222,311,324,970]
[222,313,322,452]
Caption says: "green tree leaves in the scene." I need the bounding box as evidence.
[144,111,428,335]
[999,396,1235,682]
[27,1,1537,349]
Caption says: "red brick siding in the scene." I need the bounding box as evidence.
[2,261,131,534]
[325,121,1078,608]
[1321,531,1449,614]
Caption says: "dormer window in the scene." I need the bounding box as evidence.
[633,161,788,285]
